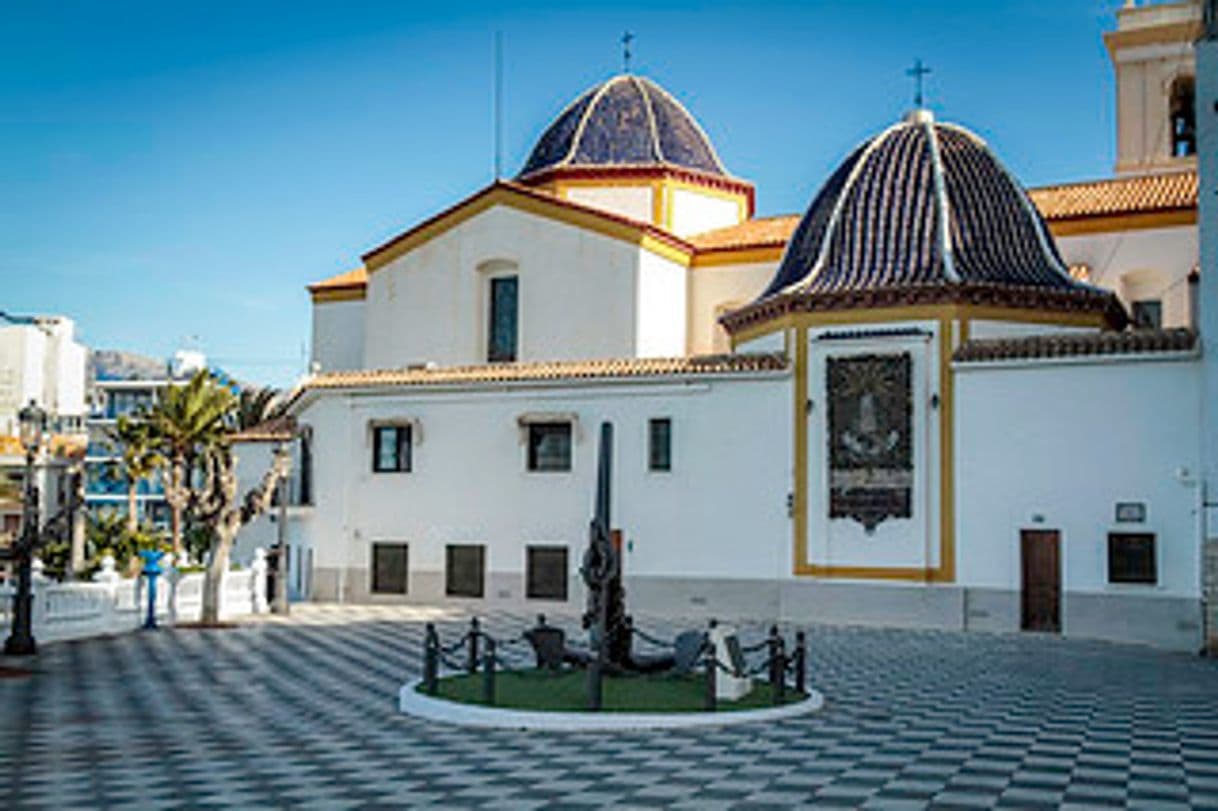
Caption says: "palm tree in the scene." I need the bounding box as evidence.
[110,415,165,537]
[234,386,281,431]
[147,370,235,556]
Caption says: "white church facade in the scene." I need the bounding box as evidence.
[258,1,1216,653]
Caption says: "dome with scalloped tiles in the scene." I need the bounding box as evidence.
[518,75,728,179]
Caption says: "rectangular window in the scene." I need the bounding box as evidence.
[526,546,568,601]
[372,425,411,473]
[648,418,672,472]
[487,275,519,362]
[1108,533,1156,584]
[527,422,572,472]
[1131,300,1162,330]
[446,544,485,598]
[371,543,409,594]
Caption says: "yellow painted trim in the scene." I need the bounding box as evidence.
[792,326,808,579]
[731,313,794,346]
[691,246,784,268]
[957,306,1106,328]
[663,183,674,232]
[790,314,959,583]
[960,318,971,344]
[1045,209,1196,236]
[650,180,664,226]
[310,288,366,303]
[1103,19,1202,53]
[365,187,693,271]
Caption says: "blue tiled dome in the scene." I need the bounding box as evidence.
[519,75,728,178]
[720,111,1126,333]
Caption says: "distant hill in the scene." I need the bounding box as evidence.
[90,349,168,382]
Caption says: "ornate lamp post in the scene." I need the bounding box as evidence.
[4,400,47,656]
[271,440,290,616]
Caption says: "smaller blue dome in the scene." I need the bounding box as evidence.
[519,75,728,178]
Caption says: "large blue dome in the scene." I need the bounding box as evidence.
[518,75,728,179]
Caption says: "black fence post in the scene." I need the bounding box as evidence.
[766,625,779,697]
[703,635,717,712]
[482,636,496,705]
[423,623,438,695]
[467,616,480,674]
[772,635,786,706]
[794,630,807,695]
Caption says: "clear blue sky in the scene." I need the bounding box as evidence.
[2,0,1121,388]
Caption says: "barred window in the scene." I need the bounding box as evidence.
[1108,533,1156,584]
[527,423,571,472]
[371,543,408,594]
[526,546,568,601]
[446,544,485,598]
[648,418,672,472]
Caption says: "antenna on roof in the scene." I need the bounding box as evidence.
[621,31,634,73]
[493,30,504,180]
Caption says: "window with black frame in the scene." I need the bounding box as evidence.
[527,422,571,472]
[372,424,411,473]
[648,417,672,472]
[371,543,409,594]
[487,275,518,362]
[1108,532,1156,584]
[446,544,485,597]
[526,546,568,600]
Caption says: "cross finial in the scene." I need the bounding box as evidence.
[906,59,931,108]
[622,32,634,73]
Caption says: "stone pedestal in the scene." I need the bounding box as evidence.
[708,624,752,701]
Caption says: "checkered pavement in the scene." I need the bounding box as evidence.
[1,603,1217,809]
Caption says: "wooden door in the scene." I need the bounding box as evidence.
[1021,530,1061,633]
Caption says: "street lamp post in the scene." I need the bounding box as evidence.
[4,400,47,656]
[272,441,290,616]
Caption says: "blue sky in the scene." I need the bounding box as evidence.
[2,0,1121,387]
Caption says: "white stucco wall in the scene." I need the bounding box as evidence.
[363,205,658,368]
[564,185,653,224]
[1054,225,1198,327]
[294,373,791,601]
[955,355,1202,598]
[311,299,365,373]
[634,251,688,357]
[968,320,1100,340]
[687,261,777,355]
[668,188,742,238]
[805,323,941,571]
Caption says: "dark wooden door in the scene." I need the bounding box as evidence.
[1021,530,1061,633]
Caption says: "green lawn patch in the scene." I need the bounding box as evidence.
[419,668,805,713]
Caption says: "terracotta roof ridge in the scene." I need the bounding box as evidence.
[953,327,1197,363]
[1028,168,1197,193]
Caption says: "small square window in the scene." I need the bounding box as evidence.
[371,543,408,594]
[526,546,568,601]
[446,544,485,598]
[648,418,672,472]
[1108,533,1156,584]
[527,423,571,472]
[1131,300,1162,330]
[372,425,412,473]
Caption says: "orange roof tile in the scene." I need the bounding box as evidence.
[688,215,800,251]
[298,354,788,395]
[1027,170,1197,221]
[307,266,367,293]
[229,416,296,443]
[954,328,1197,363]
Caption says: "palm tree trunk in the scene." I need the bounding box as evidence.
[126,482,138,538]
[169,459,184,557]
[201,525,235,624]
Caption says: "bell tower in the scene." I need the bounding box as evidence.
[1105,0,1203,175]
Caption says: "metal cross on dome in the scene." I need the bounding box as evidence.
[622,32,634,73]
[906,59,931,108]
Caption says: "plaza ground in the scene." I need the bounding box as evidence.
[1,604,1217,809]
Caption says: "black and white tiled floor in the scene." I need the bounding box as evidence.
[2,603,1217,809]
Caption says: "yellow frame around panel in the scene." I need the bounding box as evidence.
[768,303,1107,584]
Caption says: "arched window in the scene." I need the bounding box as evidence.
[1169,76,1195,158]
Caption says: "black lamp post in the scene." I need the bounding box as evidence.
[271,441,290,616]
[4,400,47,656]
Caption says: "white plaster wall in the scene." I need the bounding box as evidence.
[363,205,645,368]
[1111,40,1197,175]
[564,185,653,224]
[53,339,87,419]
[231,439,314,598]
[687,261,777,355]
[1054,225,1198,327]
[968,321,1100,340]
[805,323,941,571]
[293,374,791,597]
[634,251,688,357]
[0,327,45,435]
[669,188,742,238]
[955,356,1201,597]
[311,299,365,373]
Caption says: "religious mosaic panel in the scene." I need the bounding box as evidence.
[826,352,913,532]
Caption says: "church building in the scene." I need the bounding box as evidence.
[269,1,1214,652]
